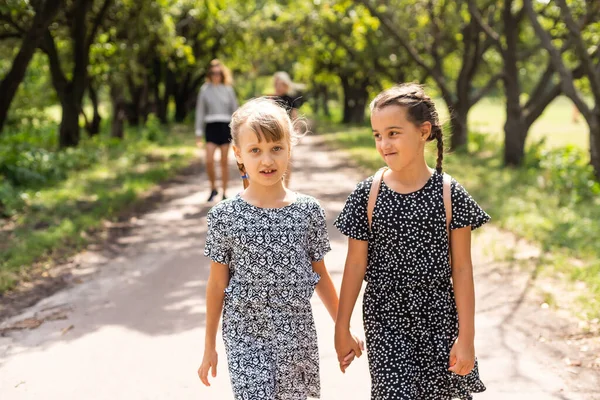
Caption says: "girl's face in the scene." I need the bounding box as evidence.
[274,78,289,96]
[233,123,290,187]
[371,105,430,171]
[209,67,223,84]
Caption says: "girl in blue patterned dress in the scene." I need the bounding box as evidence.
[199,98,361,399]
[334,84,488,399]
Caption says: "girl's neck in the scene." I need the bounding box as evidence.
[386,160,434,189]
[241,181,295,208]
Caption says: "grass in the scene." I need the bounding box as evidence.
[0,122,196,293]
[466,96,589,151]
[321,99,600,320]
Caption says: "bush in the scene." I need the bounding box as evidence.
[538,145,600,205]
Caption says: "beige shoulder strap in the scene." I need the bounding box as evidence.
[367,167,387,231]
[442,172,452,237]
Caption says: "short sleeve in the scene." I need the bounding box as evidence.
[333,179,371,241]
[308,203,332,262]
[204,208,231,264]
[449,180,490,231]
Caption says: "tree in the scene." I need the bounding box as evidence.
[39,0,113,147]
[0,0,63,132]
[525,0,600,179]
[468,0,584,166]
[359,0,502,149]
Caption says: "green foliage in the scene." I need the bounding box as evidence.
[0,121,195,293]
[538,146,600,205]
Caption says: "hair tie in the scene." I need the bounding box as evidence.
[241,174,249,179]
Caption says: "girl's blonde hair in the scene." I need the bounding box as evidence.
[205,59,233,86]
[230,97,304,188]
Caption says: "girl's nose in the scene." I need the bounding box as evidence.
[261,155,275,166]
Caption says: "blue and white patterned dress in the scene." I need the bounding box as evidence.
[204,193,331,400]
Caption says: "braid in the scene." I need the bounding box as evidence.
[237,162,249,189]
[435,127,444,174]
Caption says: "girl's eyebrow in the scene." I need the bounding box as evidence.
[372,126,404,132]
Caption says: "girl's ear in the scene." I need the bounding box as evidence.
[232,145,243,164]
[420,121,432,141]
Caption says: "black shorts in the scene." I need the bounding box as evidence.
[205,122,232,145]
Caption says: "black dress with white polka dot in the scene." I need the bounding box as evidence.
[334,171,489,399]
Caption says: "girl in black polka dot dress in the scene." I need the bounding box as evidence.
[334,84,488,399]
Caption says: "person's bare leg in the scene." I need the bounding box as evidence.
[205,142,218,193]
[220,144,230,198]
[284,166,291,188]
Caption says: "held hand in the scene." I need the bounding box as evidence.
[334,327,365,373]
[198,349,218,386]
[448,338,475,376]
[195,137,204,148]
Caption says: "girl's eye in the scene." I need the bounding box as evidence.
[390,131,399,136]
[250,148,260,154]
[373,133,381,140]
[273,146,282,152]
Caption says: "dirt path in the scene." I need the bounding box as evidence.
[0,136,599,399]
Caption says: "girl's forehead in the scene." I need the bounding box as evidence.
[238,124,285,145]
[372,106,408,123]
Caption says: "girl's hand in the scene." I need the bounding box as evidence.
[198,349,218,386]
[334,327,365,373]
[448,337,475,376]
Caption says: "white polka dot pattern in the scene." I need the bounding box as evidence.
[334,172,489,399]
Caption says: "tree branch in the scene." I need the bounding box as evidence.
[524,0,592,120]
[468,0,503,53]
[87,0,112,48]
[469,72,503,108]
[0,32,23,40]
[40,29,69,95]
[555,0,600,99]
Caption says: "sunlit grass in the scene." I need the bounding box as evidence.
[0,123,196,293]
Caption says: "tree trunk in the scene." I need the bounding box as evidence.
[174,90,188,122]
[59,90,82,147]
[341,76,368,124]
[86,81,101,135]
[590,115,600,180]
[111,86,126,139]
[153,59,171,124]
[322,85,330,118]
[449,110,468,149]
[0,1,63,132]
[503,110,528,166]
[126,76,142,126]
[502,0,528,166]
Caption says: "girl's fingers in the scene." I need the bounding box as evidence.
[343,351,355,362]
[448,360,471,376]
[199,366,210,386]
[353,342,363,358]
[211,361,218,377]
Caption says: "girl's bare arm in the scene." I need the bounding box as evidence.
[312,259,339,321]
[204,261,230,350]
[336,238,368,330]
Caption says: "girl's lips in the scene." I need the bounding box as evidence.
[260,170,277,175]
[384,152,397,157]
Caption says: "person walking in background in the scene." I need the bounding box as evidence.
[195,59,239,202]
[271,71,305,188]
